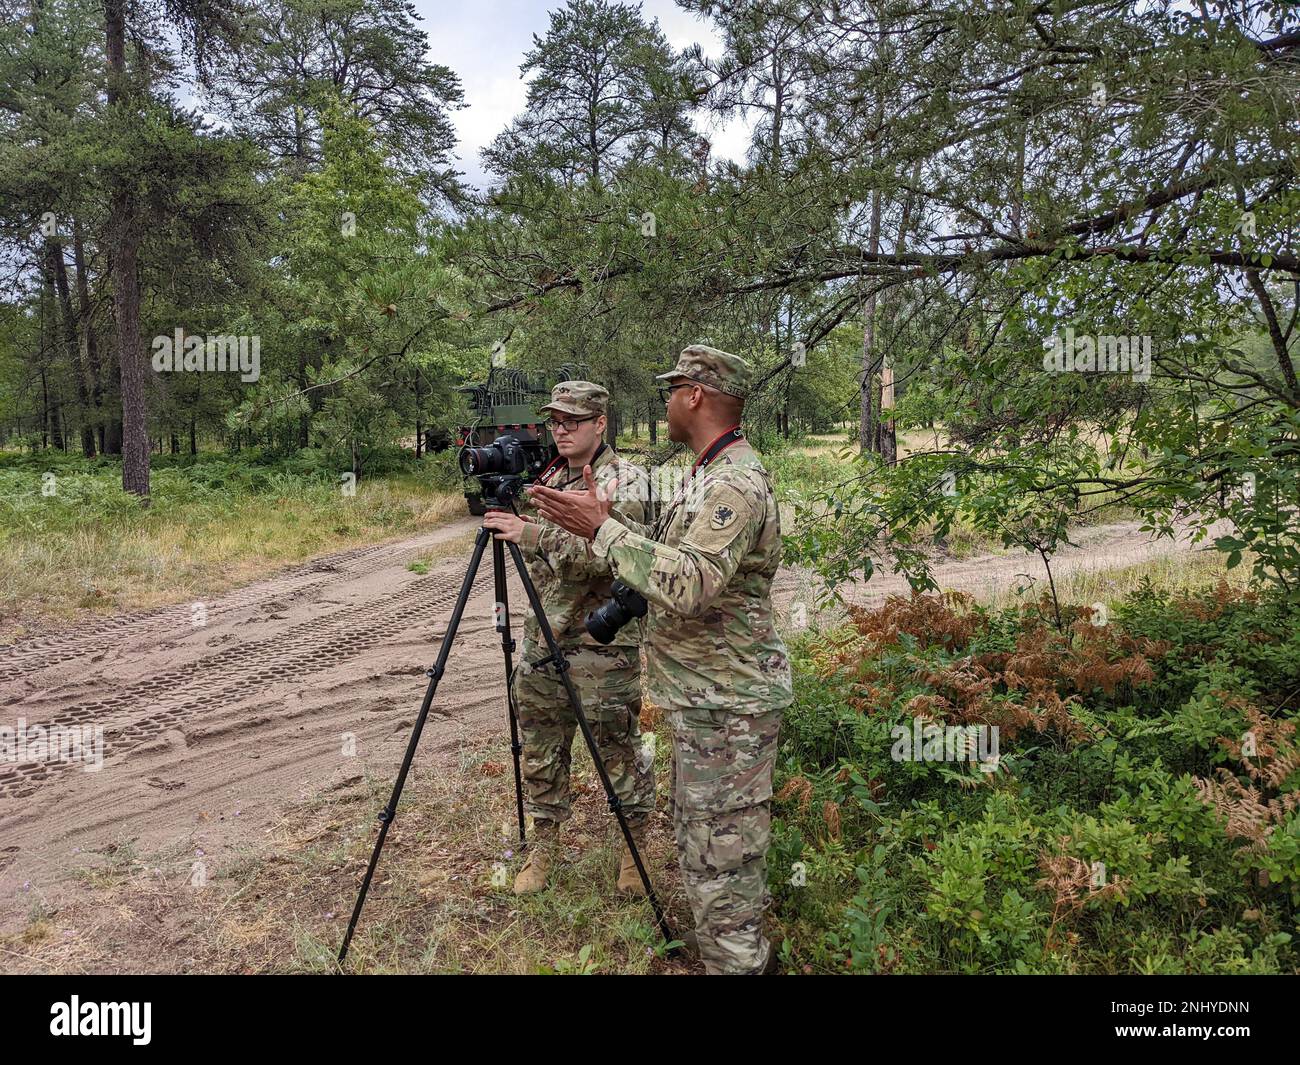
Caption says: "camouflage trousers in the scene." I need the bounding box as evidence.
[512,640,655,829]
[666,704,782,976]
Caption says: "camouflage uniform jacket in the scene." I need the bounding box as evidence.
[590,435,792,713]
[517,444,650,650]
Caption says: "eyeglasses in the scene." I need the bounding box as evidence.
[658,383,695,405]
[544,415,596,433]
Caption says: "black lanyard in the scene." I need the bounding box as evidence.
[690,426,743,480]
[654,427,744,539]
[540,442,607,488]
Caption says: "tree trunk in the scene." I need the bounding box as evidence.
[50,385,64,451]
[1011,121,1026,237]
[40,367,49,449]
[782,298,792,439]
[769,45,785,172]
[109,214,146,493]
[414,368,422,457]
[105,0,149,497]
[871,374,883,453]
[48,240,95,456]
[40,281,66,451]
[73,221,105,449]
[859,38,889,455]
[880,359,896,465]
[859,186,882,452]
[297,347,310,448]
[878,159,921,467]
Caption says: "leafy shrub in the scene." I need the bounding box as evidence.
[773,582,1300,973]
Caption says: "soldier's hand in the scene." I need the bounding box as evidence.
[528,464,615,540]
[482,509,526,543]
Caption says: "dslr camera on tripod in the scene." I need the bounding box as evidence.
[458,435,531,509]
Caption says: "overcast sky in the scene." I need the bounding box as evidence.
[410,0,753,190]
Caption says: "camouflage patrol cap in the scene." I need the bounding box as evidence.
[538,380,609,418]
[655,345,753,399]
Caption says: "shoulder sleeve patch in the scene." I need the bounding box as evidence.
[681,481,755,555]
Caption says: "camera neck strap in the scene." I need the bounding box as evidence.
[651,426,743,540]
[690,426,744,481]
[537,454,566,486]
[540,441,608,488]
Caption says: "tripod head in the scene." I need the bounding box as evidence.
[477,474,527,511]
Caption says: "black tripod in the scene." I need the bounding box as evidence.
[338,523,672,965]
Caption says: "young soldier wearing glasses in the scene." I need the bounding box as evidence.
[481,381,654,895]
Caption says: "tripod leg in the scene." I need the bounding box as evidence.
[493,536,527,846]
[504,541,675,947]
[338,526,491,966]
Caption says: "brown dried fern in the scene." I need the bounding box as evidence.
[1036,843,1130,951]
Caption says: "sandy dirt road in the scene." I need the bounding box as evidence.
[0,517,503,933]
[0,515,1207,938]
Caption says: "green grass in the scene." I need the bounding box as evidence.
[981,547,1237,612]
[0,449,465,640]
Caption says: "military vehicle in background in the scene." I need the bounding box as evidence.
[455,365,588,515]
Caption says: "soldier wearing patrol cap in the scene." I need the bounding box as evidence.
[528,347,792,975]
[482,381,655,896]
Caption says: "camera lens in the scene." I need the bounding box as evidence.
[459,445,501,476]
[585,600,623,644]
[460,436,528,477]
[584,581,648,644]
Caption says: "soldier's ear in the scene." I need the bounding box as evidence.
[596,414,608,435]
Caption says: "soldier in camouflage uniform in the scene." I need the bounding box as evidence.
[528,348,792,975]
[481,381,655,896]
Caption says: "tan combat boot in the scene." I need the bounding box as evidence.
[616,827,649,895]
[513,822,558,895]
